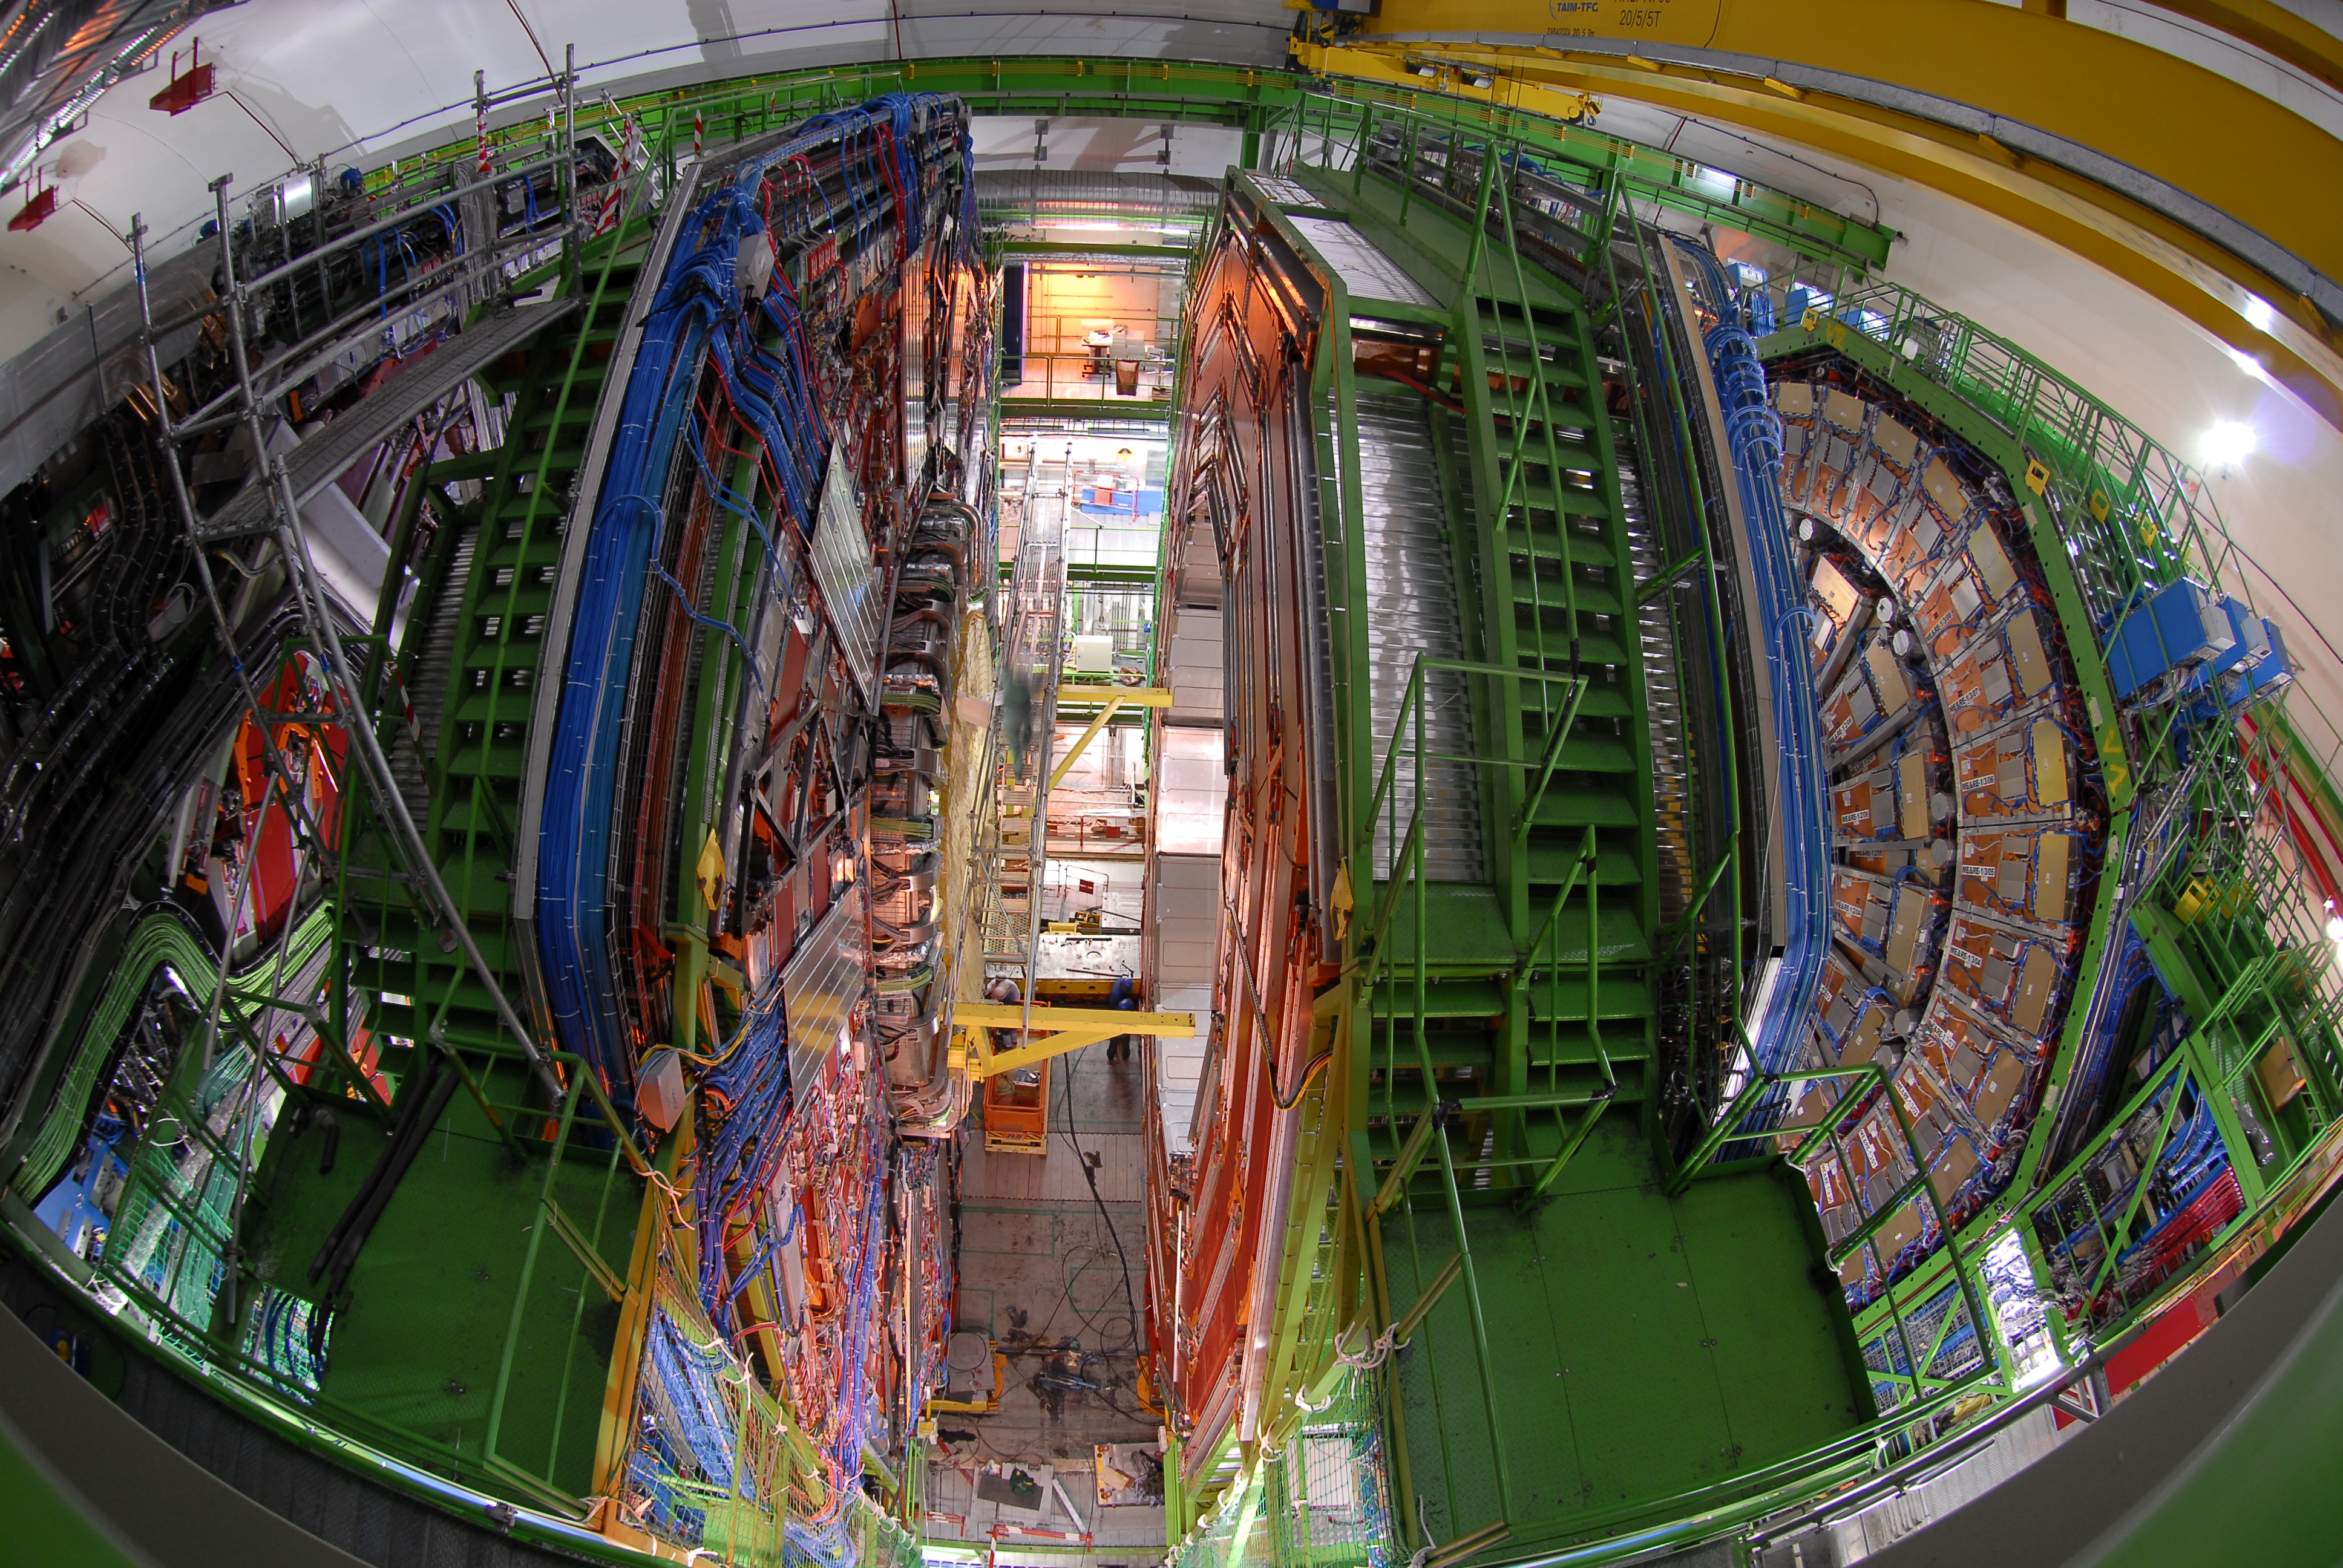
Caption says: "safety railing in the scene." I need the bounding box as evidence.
[1675,1057,1996,1410]
[354,58,1891,274]
[1567,178,1760,1145]
[34,61,670,1526]
[963,448,1069,1037]
[1259,75,1893,272]
[1746,269,2343,780]
[1001,348,1178,405]
[1164,1367,1398,1568]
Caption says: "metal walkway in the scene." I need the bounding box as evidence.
[198,301,578,541]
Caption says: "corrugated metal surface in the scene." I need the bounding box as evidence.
[810,446,884,704]
[1832,1406,2063,1560]
[1357,390,1484,881]
[974,168,1221,217]
[1620,452,1693,923]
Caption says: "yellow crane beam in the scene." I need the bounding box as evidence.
[2140,0,2343,95]
[1047,687,1171,791]
[1308,0,2343,428]
[955,1002,1197,1079]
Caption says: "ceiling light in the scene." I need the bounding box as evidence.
[2243,293,2275,332]
[2201,419,2256,468]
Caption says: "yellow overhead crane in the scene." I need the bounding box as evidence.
[1296,0,2343,431]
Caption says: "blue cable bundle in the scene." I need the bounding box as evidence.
[538,94,955,1117]
[2046,929,2162,1169]
[830,1112,890,1462]
[1708,323,1830,1094]
[539,188,761,1110]
[695,991,792,1330]
[647,1310,750,1498]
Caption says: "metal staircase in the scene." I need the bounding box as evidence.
[1354,151,1658,1204]
[1274,129,1866,1561]
[347,226,651,1105]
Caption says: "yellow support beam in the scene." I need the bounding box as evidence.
[1047,687,1171,791]
[1054,685,1173,706]
[958,1003,1197,1079]
[1309,0,2343,428]
[2141,0,2343,95]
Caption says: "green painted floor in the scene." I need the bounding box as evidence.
[1382,1116,1865,1553]
[243,1089,637,1502]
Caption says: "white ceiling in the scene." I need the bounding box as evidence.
[0,0,1290,336]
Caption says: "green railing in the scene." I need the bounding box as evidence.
[1751,270,2342,772]
[350,59,1890,277]
[1263,80,1891,270]
[1167,1370,1397,1568]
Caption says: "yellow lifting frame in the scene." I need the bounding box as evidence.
[956,1002,1197,1079]
[1047,686,1172,792]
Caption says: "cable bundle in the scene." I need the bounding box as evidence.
[695,988,794,1334]
[546,93,987,1566]
[541,93,962,1115]
[539,188,753,1111]
[1709,322,1832,1106]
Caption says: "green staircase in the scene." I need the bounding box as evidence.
[1291,152,1865,1558]
[343,226,649,1097]
[1343,164,1659,1206]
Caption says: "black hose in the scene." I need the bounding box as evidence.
[307,1048,451,1295]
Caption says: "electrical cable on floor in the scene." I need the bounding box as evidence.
[1057,1044,1142,1354]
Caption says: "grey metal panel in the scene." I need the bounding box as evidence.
[196,300,577,541]
[810,446,885,705]
[1357,389,1485,882]
[1247,175,1325,209]
[1288,217,1441,310]
[974,168,1221,217]
[1149,851,1219,1157]
[1164,604,1224,726]
[784,883,871,1098]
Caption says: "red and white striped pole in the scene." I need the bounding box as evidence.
[474,70,490,175]
[693,107,704,162]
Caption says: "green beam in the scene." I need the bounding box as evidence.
[379,57,1889,274]
[995,241,1194,259]
[998,396,1173,422]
